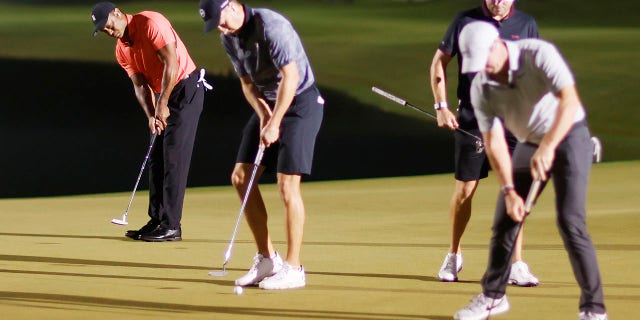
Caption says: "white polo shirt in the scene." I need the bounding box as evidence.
[470,39,586,144]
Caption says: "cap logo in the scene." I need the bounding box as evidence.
[199,8,205,19]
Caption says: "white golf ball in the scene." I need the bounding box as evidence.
[233,286,243,295]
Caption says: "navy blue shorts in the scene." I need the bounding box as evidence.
[454,126,518,181]
[236,86,324,175]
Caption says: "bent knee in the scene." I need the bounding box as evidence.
[277,174,301,196]
[454,180,479,202]
[231,165,248,189]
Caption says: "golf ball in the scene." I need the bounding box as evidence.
[233,286,243,295]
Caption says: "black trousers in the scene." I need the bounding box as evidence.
[481,121,606,314]
[147,70,204,229]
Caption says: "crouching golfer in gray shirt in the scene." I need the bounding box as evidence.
[452,21,607,320]
[199,0,323,290]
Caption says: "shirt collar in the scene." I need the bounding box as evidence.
[236,4,254,39]
[505,40,520,84]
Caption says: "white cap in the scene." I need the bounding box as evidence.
[459,21,500,73]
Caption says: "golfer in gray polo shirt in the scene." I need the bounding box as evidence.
[199,0,324,290]
[452,21,607,320]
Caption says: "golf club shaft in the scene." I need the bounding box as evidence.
[488,179,542,319]
[513,179,541,253]
[123,133,157,217]
[524,179,542,213]
[371,86,484,143]
[223,144,266,263]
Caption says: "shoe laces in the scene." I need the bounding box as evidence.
[512,261,538,282]
[466,294,498,312]
[269,263,296,281]
[444,254,457,271]
[515,261,530,272]
[248,254,265,272]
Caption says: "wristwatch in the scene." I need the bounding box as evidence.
[500,184,515,196]
[434,101,448,110]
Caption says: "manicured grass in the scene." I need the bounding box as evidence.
[0,160,638,319]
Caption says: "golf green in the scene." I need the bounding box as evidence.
[1,161,638,319]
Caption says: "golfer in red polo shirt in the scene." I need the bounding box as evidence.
[91,2,210,242]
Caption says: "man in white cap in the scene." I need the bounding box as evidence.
[452,21,607,320]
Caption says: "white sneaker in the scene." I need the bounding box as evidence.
[508,260,539,287]
[578,311,608,320]
[235,252,283,286]
[259,262,306,290]
[438,253,463,282]
[454,293,510,320]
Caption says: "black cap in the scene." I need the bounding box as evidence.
[91,2,116,36]
[199,0,230,33]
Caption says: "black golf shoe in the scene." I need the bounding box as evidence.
[125,222,159,240]
[140,226,182,242]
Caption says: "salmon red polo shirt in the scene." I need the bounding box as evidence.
[115,11,196,94]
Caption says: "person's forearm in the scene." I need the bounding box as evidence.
[484,127,513,187]
[270,66,299,125]
[538,85,581,151]
[132,79,155,119]
[240,77,272,119]
[157,58,178,108]
[430,50,449,104]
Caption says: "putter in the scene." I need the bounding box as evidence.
[486,179,542,320]
[209,144,266,277]
[111,133,157,226]
[371,86,485,153]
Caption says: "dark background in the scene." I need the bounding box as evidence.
[0,58,453,198]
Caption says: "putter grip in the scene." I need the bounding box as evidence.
[372,87,407,106]
[254,145,266,165]
[524,180,542,213]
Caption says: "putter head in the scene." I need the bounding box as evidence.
[475,140,485,154]
[208,261,228,277]
[111,213,128,226]
[111,218,128,225]
[207,269,228,277]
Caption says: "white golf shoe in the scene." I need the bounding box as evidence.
[438,252,463,282]
[454,293,510,320]
[235,252,283,286]
[578,311,608,320]
[508,260,540,287]
[259,262,306,290]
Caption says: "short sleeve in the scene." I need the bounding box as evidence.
[534,42,575,94]
[264,19,300,69]
[438,13,464,57]
[145,17,172,51]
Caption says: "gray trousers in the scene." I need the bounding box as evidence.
[481,121,606,314]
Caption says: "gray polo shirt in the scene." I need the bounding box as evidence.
[471,39,586,144]
[221,6,314,102]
